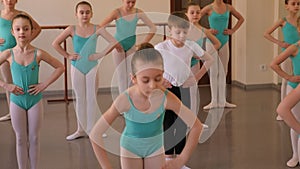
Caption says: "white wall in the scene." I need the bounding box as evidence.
[0,0,170,93]
[232,0,280,85]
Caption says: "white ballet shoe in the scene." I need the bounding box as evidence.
[0,114,11,122]
[203,103,218,110]
[276,115,283,121]
[219,102,236,108]
[66,131,86,141]
[287,157,298,168]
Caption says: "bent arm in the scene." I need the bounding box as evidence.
[138,9,157,44]
[229,5,244,33]
[264,19,284,46]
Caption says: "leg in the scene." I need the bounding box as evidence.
[120,147,143,169]
[85,66,101,134]
[67,66,87,140]
[204,43,219,109]
[27,100,43,169]
[218,43,236,108]
[278,58,293,120]
[144,148,165,169]
[287,85,300,167]
[10,102,29,169]
[112,49,128,94]
[0,61,12,121]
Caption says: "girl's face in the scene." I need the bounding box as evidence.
[11,18,32,42]
[286,0,300,13]
[122,0,136,10]
[76,4,92,23]
[2,0,17,8]
[132,62,164,97]
[186,5,201,24]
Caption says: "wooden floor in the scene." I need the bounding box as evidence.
[0,85,294,169]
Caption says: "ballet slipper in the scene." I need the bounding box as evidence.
[203,102,218,110]
[286,157,298,168]
[0,114,11,122]
[66,131,87,141]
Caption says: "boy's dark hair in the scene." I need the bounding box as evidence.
[168,11,190,29]
[75,1,92,12]
[285,0,290,4]
[12,14,33,30]
[131,42,164,75]
[186,2,200,12]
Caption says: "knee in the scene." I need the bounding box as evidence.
[29,135,39,145]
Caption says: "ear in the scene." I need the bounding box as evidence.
[130,73,137,84]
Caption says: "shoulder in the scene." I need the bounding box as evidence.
[201,4,212,13]
[0,49,12,58]
[155,40,169,50]
[113,91,131,113]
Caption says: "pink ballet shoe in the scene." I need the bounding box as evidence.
[0,114,11,122]
[286,157,298,167]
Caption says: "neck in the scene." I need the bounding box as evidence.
[3,7,16,14]
[214,0,224,5]
[288,12,298,18]
[15,43,32,52]
[78,22,91,27]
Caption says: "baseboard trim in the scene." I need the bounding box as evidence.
[232,80,281,91]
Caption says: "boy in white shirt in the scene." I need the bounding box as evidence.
[155,12,214,168]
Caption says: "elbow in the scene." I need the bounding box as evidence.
[276,103,288,118]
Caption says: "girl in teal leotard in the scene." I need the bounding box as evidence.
[0,14,64,169]
[52,1,117,141]
[271,38,300,168]
[186,2,221,115]
[90,43,203,169]
[0,0,41,122]
[98,0,157,94]
[200,0,244,109]
[265,0,300,167]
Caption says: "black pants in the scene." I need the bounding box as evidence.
[164,86,190,155]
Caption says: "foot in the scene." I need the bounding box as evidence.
[203,124,209,129]
[0,114,11,122]
[287,157,298,168]
[276,115,283,121]
[66,131,86,141]
[203,103,218,110]
[223,102,237,108]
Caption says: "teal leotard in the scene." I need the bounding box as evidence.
[114,9,138,52]
[120,90,167,158]
[191,37,208,67]
[288,43,300,89]
[72,25,98,75]
[208,5,229,48]
[282,17,300,50]
[0,17,16,52]
[10,49,42,110]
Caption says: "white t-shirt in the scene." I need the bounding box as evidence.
[155,39,205,86]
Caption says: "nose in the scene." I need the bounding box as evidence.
[149,80,156,89]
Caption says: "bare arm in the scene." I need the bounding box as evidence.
[224,5,244,35]
[98,9,118,27]
[137,9,157,45]
[270,44,300,82]
[203,28,221,50]
[52,26,79,60]
[264,19,288,48]
[90,94,128,169]
[277,85,300,134]
[89,27,119,60]
[164,92,202,169]
[21,11,41,41]
[194,52,214,82]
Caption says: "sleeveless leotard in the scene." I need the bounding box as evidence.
[114,9,138,52]
[72,25,98,74]
[120,90,167,158]
[0,16,16,51]
[10,49,42,110]
[282,17,300,50]
[208,5,229,48]
[288,43,300,89]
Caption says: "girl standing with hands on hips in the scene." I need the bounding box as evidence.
[200,0,244,109]
[0,0,41,121]
[0,14,64,169]
[99,0,157,94]
[264,0,300,121]
[52,1,117,141]
[90,43,203,169]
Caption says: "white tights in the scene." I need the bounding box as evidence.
[10,100,43,169]
[112,47,135,94]
[209,42,228,105]
[286,85,300,163]
[71,65,100,134]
